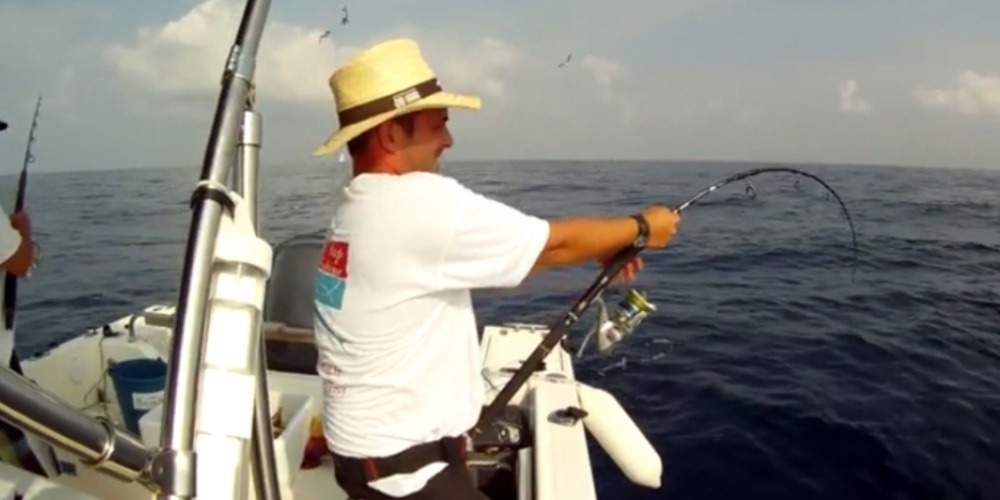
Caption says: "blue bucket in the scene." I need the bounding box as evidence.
[108,358,168,435]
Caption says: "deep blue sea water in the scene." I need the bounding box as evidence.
[4,160,999,500]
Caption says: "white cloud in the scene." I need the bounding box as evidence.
[580,55,623,89]
[575,55,633,123]
[434,37,520,100]
[838,79,870,114]
[913,70,1000,115]
[103,0,521,106]
[45,68,79,120]
[103,0,346,103]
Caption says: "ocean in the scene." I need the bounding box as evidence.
[4,160,999,500]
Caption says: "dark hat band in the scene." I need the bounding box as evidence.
[337,78,442,127]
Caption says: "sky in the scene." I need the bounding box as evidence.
[1,0,999,172]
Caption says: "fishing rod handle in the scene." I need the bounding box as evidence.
[472,321,568,435]
[473,244,644,434]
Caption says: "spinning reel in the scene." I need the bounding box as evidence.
[576,288,657,357]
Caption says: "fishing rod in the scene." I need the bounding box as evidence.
[4,96,41,336]
[0,96,56,478]
[472,166,859,435]
[676,167,858,255]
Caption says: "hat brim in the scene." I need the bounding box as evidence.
[313,92,481,157]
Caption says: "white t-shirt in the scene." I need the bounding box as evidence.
[313,171,549,497]
[0,201,22,360]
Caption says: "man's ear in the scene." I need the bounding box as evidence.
[372,122,393,154]
[373,119,408,153]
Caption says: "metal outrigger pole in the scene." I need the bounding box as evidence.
[0,1,280,499]
[154,0,277,497]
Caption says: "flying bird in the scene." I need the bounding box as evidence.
[318,30,331,43]
[341,6,349,25]
[557,53,572,68]
[0,120,7,132]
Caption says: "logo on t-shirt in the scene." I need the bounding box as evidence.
[316,240,349,309]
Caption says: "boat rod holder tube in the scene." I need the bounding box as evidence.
[472,244,644,435]
[155,0,272,498]
[236,109,283,500]
[0,366,149,484]
[194,189,274,499]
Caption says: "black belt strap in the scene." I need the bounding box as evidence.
[332,435,468,483]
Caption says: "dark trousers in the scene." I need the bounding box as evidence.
[334,457,489,500]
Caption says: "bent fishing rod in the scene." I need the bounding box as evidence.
[3,96,42,359]
[0,96,56,478]
[472,166,859,435]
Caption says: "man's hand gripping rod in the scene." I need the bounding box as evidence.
[471,242,645,436]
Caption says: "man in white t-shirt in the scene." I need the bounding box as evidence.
[311,38,681,499]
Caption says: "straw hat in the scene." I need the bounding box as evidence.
[313,38,482,157]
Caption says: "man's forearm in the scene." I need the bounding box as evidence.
[532,216,639,272]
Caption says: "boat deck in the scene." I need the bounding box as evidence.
[17,309,605,500]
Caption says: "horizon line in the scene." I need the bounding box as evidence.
[2,157,997,176]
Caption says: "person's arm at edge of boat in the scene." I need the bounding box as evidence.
[0,204,32,277]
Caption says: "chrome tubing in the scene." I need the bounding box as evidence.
[250,366,281,500]
[0,366,149,484]
[155,0,273,498]
[233,110,261,229]
[236,109,282,500]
